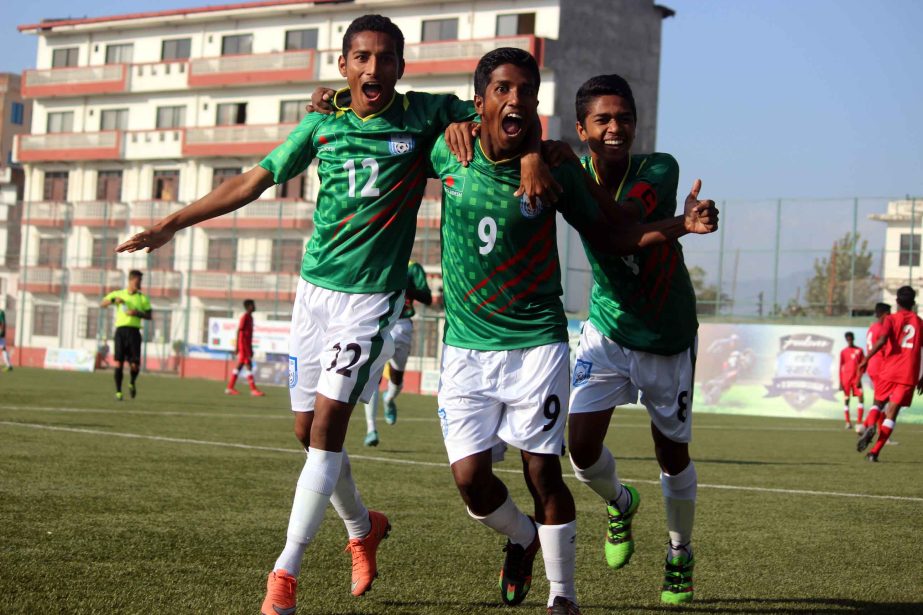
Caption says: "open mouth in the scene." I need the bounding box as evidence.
[501,112,524,137]
[603,137,626,148]
[362,82,383,102]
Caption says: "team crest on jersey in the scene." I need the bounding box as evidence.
[388,133,415,155]
[573,359,593,387]
[444,174,465,197]
[288,356,298,389]
[316,131,337,153]
[437,407,449,438]
[520,195,543,219]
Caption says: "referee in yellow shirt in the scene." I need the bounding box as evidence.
[101,270,152,400]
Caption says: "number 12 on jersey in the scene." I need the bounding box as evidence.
[343,158,380,197]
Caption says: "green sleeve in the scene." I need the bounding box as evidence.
[626,153,679,220]
[552,161,605,234]
[259,112,326,185]
[428,134,458,180]
[410,262,430,293]
[104,290,120,303]
[142,295,152,312]
[411,92,477,133]
[0,310,5,326]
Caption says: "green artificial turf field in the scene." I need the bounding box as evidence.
[1,368,921,614]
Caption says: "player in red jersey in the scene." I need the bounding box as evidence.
[863,303,892,434]
[838,332,865,430]
[857,286,923,461]
[225,299,265,397]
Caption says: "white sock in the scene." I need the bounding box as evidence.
[661,462,696,550]
[537,521,577,607]
[467,494,535,547]
[274,448,343,576]
[330,450,371,539]
[570,447,629,510]
[365,391,379,433]
[384,381,402,404]
[1,349,10,366]
[858,403,864,411]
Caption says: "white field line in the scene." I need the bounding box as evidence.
[1,405,920,434]
[1,419,921,503]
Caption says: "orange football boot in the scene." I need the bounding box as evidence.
[344,510,391,596]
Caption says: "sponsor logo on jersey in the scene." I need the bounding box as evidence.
[520,195,543,219]
[437,407,449,438]
[388,133,415,155]
[288,355,298,388]
[573,359,593,387]
[316,132,337,153]
[444,174,465,198]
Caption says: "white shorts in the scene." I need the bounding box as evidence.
[569,321,696,443]
[388,318,413,371]
[288,279,402,412]
[437,342,570,465]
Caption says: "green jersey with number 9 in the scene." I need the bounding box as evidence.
[260,91,475,293]
[430,135,603,351]
[580,153,698,356]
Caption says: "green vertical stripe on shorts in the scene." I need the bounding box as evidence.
[348,291,402,405]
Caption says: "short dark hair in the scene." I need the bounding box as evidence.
[875,302,891,317]
[243,299,255,310]
[845,331,854,340]
[342,14,404,60]
[473,47,540,98]
[896,286,916,310]
[575,74,637,126]
[129,270,143,280]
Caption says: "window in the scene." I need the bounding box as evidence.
[100,109,129,131]
[216,103,247,126]
[37,237,65,266]
[156,106,186,129]
[96,170,123,201]
[92,236,119,268]
[207,238,237,271]
[148,240,175,270]
[496,13,536,36]
[161,38,192,60]
[46,112,74,134]
[899,234,921,267]
[84,306,113,340]
[212,167,241,189]
[51,47,79,68]
[105,44,133,64]
[285,28,318,51]
[279,100,308,124]
[421,18,458,42]
[33,305,60,337]
[10,102,24,126]
[152,170,180,200]
[272,239,304,271]
[42,172,69,202]
[147,309,172,343]
[221,34,253,56]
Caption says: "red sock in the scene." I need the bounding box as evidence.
[877,411,886,429]
[857,406,864,424]
[843,408,851,424]
[864,408,881,428]
[870,420,894,455]
[227,373,238,389]
[247,374,258,391]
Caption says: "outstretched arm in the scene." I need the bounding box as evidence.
[859,336,888,370]
[118,167,274,253]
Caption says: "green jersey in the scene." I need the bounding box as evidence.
[401,261,431,319]
[104,289,151,329]
[260,91,475,293]
[580,154,698,355]
[0,309,6,337]
[431,136,603,351]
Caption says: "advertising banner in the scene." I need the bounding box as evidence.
[45,347,96,372]
[206,318,290,355]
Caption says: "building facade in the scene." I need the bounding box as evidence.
[1,72,30,331]
[871,199,923,306]
[14,0,671,378]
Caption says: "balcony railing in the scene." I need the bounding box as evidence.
[405,35,543,75]
[189,271,299,300]
[19,266,65,294]
[145,270,184,299]
[131,201,184,225]
[189,50,316,87]
[72,201,129,227]
[124,129,184,160]
[22,202,71,227]
[17,131,121,162]
[22,64,127,97]
[183,123,295,157]
[200,199,314,229]
[68,268,124,294]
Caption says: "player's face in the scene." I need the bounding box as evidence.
[576,94,636,164]
[474,63,539,157]
[129,276,142,291]
[339,31,404,117]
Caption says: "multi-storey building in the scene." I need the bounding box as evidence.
[14,0,671,380]
[871,199,923,306]
[1,72,30,332]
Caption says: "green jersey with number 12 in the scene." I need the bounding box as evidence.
[431,136,603,351]
[580,153,698,356]
[260,91,474,293]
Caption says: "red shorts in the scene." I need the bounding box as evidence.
[840,380,862,396]
[237,349,253,364]
[874,379,914,407]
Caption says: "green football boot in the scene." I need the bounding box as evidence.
[383,398,397,425]
[661,549,695,604]
[364,430,379,447]
[605,484,640,569]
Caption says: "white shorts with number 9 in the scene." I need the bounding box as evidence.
[569,321,696,443]
[437,342,570,465]
[288,279,403,412]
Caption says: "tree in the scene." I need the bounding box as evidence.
[803,232,876,316]
[689,265,732,315]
